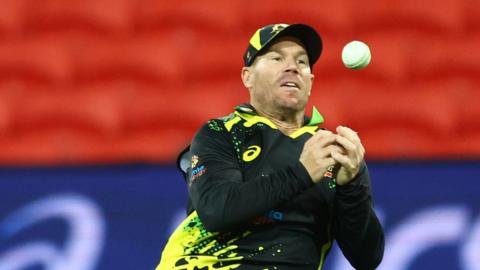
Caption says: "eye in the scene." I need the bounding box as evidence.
[272,56,282,62]
[297,59,308,65]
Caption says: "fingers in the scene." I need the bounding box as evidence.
[336,126,360,144]
[331,151,355,171]
[335,126,365,156]
[301,127,364,184]
[313,130,336,142]
[300,130,343,183]
[324,157,337,168]
[328,144,346,156]
[335,135,356,153]
[305,130,336,149]
[331,126,364,182]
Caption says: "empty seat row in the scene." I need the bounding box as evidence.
[0,81,247,135]
[347,0,465,34]
[0,0,477,36]
[0,121,478,164]
[0,35,185,83]
[1,32,479,85]
[0,0,133,35]
[0,78,478,137]
[0,127,194,164]
[309,82,458,134]
[406,35,480,81]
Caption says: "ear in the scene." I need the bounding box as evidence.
[241,67,253,88]
[308,73,314,96]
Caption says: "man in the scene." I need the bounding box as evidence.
[157,23,384,270]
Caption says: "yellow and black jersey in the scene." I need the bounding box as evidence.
[157,104,384,270]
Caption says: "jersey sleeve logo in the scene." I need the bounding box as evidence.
[191,165,207,182]
[242,145,262,162]
[190,154,207,183]
[191,155,199,168]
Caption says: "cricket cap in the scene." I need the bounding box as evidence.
[243,23,322,68]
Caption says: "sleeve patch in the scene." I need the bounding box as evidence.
[191,165,207,182]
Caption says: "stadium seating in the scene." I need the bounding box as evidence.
[0,0,478,163]
[22,0,133,34]
[133,0,244,34]
[72,35,182,84]
[0,37,71,83]
[242,1,353,36]
[347,0,463,34]
[0,0,27,36]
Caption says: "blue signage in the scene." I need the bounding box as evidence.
[0,164,188,270]
[0,161,479,270]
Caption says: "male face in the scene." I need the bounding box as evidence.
[242,37,315,113]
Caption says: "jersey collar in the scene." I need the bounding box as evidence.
[234,103,324,127]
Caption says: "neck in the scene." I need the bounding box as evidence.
[252,103,304,135]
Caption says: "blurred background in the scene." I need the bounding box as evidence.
[0,0,479,269]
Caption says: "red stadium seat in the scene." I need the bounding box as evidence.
[133,0,243,33]
[347,82,460,159]
[8,90,124,136]
[242,1,353,36]
[0,124,195,164]
[311,37,348,80]
[362,127,458,159]
[347,0,463,34]
[110,79,247,134]
[0,37,72,83]
[72,35,182,84]
[0,0,28,36]
[455,79,480,133]
[22,0,133,34]
[320,82,457,136]
[307,82,348,131]
[0,89,14,135]
[0,128,116,165]
[409,36,480,80]
[0,130,79,165]
[182,36,245,81]
[0,0,477,163]
[464,0,480,34]
[115,127,195,162]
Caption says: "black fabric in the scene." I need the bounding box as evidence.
[178,106,384,269]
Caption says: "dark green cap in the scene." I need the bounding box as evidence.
[243,23,322,68]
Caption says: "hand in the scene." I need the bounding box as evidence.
[331,126,365,185]
[300,130,344,183]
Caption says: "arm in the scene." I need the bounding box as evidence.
[330,126,384,269]
[188,121,313,232]
[333,164,385,270]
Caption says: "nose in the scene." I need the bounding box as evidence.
[283,58,299,74]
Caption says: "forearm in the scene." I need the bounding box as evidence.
[334,166,385,269]
[191,161,313,231]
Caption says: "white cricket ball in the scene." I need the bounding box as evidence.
[341,40,371,70]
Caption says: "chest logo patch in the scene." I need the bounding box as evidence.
[242,145,261,162]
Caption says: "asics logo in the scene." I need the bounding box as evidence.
[242,145,261,162]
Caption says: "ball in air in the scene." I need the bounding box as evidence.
[341,41,371,70]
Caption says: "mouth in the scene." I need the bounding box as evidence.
[280,81,300,90]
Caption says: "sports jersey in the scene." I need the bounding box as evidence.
[157,104,384,270]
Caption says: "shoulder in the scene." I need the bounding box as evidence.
[176,113,239,176]
[195,113,236,138]
[191,113,241,149]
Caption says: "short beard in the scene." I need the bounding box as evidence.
[275,97,307,111]
[271,98,307,121]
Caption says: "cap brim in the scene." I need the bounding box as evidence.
[260,24,323,67]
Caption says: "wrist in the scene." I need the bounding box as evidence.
[299,159,321,183]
